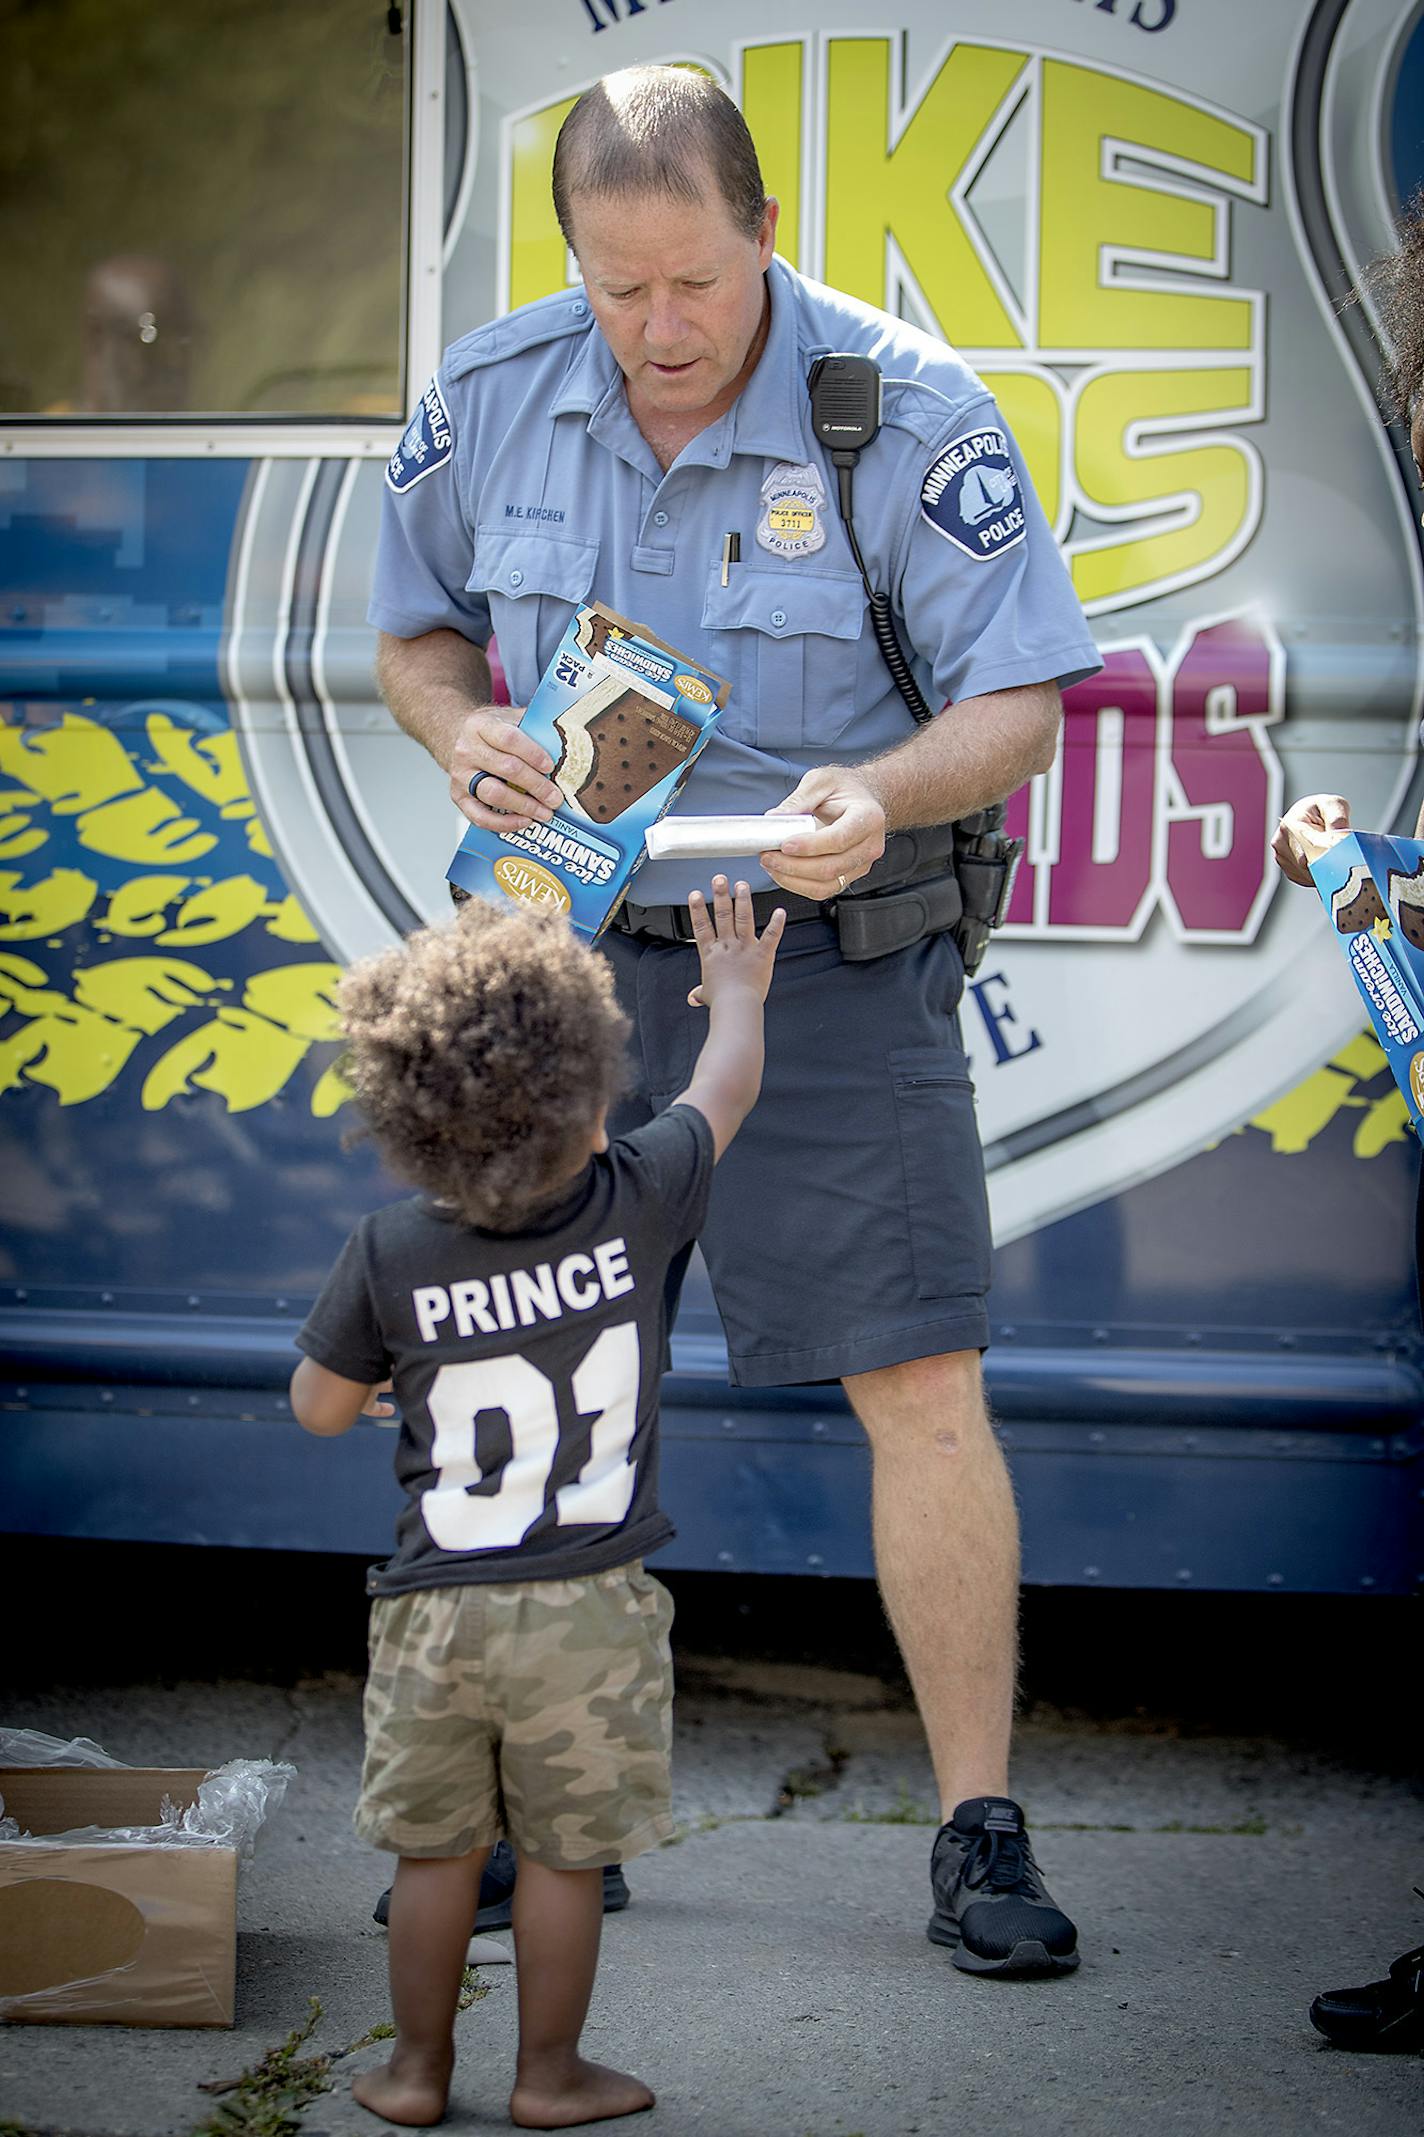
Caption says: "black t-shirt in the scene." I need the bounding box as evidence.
[296,1105,715,1595]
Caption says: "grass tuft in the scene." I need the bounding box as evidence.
[192,1967,492,2135]
[192,1998,331,2136]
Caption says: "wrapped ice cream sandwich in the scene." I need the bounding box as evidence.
[644,814,818,860]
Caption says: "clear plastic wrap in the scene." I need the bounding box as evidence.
[0,1737,294,1858]
[0,1728,127,1769]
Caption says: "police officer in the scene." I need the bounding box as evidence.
[370,64,1101,1977]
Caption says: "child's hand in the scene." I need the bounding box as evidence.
[1272,793,1352,886]
[362,1379,397,1422]
[686,877,785,1009]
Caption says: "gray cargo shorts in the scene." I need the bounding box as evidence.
[601,916,991,1385]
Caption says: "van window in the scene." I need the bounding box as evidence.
[1,0,407,420]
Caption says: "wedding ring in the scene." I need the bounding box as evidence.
[837,872,848,892]
[467,773,486,801]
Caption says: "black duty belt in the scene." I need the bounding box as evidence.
[609,887,826,943]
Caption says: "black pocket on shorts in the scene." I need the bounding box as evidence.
[888,1044,992,1303]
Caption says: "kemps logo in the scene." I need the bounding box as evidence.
[492,856,570,913]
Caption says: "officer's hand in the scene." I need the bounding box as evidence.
[763,767,887,899]
[451,708,563,833]
[1272,793,1352,887]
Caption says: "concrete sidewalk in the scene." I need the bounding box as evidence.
[1,1662,1420,2136]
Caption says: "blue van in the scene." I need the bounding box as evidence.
[3,0,1422,1593]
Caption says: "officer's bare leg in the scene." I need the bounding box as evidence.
[843,1349,1017,1817]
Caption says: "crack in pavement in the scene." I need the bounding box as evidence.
[769,1731,851,1818]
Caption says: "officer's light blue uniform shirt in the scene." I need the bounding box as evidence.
[370,257,1102,903]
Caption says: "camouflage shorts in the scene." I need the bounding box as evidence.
[355,1560,675,1867]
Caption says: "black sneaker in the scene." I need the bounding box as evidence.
[372,1842,630,1936]
[1310,1942,1424,2052]
[928,1797,1079,1977]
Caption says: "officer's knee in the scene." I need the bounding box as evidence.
[843,1348,986,1446]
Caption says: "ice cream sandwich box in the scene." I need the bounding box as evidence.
[448,602,728,939]
[1310,831,1424,1142]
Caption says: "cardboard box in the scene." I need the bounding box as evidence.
[448,601,727,938]
[0,1766,237,2027]
[1310,831,1424,1141]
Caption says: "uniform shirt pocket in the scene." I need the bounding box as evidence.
[470,530,599,705]
[701,565,867,751]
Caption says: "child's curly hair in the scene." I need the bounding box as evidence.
[1368,185,1424,419]
[338,900,629,1231]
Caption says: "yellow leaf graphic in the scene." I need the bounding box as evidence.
[1354,1087,1411,1159]
[264,894,320,945]
[142,1007,308,1112]
[1248,1068,1363,1155]
[311,1059,354,1115]
[0,867,97,939]
[73,956,219,1034]
[0,790,46,860]
[156,875,270,948]
[0,713,142,814]
[242,963,343,1043]
[144,715,249,808]
[1247,1029,1403,1157]
[103,875,194,938]
[76,787,216,864]
[0,997,143,1103]
[0,951,68,1018]
[1329,1032,1389,1083]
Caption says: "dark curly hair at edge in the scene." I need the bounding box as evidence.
[338,900,630,1233]
[1368,185,1424,418]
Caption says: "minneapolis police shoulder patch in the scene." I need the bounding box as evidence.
[920,426,1026,563]
[385,378,455,495]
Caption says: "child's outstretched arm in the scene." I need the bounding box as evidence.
[290,1359,395,1436]
[674,875,785,1159]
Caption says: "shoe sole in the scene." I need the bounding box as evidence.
[475,1871,630,1935]
[1309,2003,1424,2053]
[928,1911,1080,1977]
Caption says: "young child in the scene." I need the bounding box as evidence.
[290,877,783,2131]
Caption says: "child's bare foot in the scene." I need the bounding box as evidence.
[510,2056,654,2129]
[352,2046,453,2128]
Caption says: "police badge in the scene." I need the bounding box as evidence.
[755,461,827,558]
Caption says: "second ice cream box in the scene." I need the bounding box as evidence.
[1310,831,1424,1141]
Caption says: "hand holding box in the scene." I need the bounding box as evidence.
[1309,831,1424,1139]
